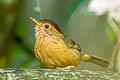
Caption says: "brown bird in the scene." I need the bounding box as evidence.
[30,17,111,70]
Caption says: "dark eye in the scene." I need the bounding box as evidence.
[45,24,49,29]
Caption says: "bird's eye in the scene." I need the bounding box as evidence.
[44,24,49,29]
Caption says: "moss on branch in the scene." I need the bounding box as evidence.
[0,68,120,80]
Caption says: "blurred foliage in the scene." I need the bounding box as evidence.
[114,46,120,72]
[106,25,116,42]
[10,46,24,60]
[80,7,94,17]
[16,24,28,39]
[34,0,42,19]
[68,0,85,19]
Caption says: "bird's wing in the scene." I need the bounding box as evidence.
[62,35,81,51]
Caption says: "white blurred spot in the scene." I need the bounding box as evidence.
[88,0,120,21]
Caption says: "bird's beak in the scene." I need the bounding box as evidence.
[30,17,40,26]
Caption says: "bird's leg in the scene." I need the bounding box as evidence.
[56,66,75,70]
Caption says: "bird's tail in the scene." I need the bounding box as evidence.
[80,53,112,68]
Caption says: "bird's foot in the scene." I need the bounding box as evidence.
[56,66,75,70]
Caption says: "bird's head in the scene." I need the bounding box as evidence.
[30,17,63,38]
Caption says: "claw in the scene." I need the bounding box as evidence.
[56,66,75,70]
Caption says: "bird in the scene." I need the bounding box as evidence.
[30,17,111,70]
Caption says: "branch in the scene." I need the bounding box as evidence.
[0,68,120,80]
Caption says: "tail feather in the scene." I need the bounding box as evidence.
[88,55,110,67]
[80,53,111,68]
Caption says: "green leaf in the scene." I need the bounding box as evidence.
[106,25,116,42]
[16,24,28,39]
